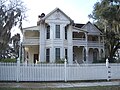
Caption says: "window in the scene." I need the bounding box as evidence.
[46,48,50,63]
[55,25,60,38]
[84,48,86,61]
[55,48,60,60]
[65,26,67,40]
[65,49,67,59]
[46,25,50,39]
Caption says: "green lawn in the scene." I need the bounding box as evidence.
[0,86,120,90]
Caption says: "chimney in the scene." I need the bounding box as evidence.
[37,13,45,26]
[40,13,45,18]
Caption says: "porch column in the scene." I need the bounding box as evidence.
[61,24,67,59]
[68,25,73,64]
[102,36,105,58]
[85,32,88,63]
[22,46,25,63]
[102,48,105,58]
[98,36,101,60]
[82,47,85,63]
[22,30,25,44]
[85,47,89,63]
[49,23,55,63]
[22,31,25,62]
[68,46,73,63]
[98,36,100,45]
[99,48,101,60]
[85,32,88,42]
[39,23,45,62]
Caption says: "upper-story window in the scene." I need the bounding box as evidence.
[46,25,50,39]
[55,25,60,38]
[65,26,67,40]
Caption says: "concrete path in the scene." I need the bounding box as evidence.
[0,81,120,88]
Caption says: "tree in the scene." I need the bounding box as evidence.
[89,0,120,62]
[0,0,26,59]
[11,33,20,57]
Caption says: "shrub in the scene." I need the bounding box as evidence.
[93,58,106,63]
[0,58,16,63]
[55,58,65,64]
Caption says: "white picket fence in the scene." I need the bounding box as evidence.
[0,62,120,82]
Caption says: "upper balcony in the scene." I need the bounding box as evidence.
[22,30,40,45]
[72,32,104,47]
[87,41,104,47]
[23,37,39,45]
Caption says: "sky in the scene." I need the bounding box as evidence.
[22,0,99,27]
[12,0,99,36]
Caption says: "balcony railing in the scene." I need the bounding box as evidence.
[22,37,104,47]
[73,38,85,40]
[87,41,103,47]
[23,37,39,45]
[73,40,86,46]
[73,38,104,47]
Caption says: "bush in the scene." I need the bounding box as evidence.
[93,58,106,63]
[93,58,120,63]
[0,58,16,63]
[55,58,65,64]
[114,58,120,63]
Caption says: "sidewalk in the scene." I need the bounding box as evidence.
[0,81,120,88]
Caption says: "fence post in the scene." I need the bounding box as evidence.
[16,58,20,82]
[106,58,111,81]
[64,58,67,82]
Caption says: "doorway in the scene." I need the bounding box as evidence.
[34,54,38,64]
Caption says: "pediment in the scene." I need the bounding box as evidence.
[43,8,72,23]
[81,22,102,35]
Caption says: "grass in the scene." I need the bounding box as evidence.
[0,86,120,90]
[0,58,16,63]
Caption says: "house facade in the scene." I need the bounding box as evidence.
[21,8,104,64]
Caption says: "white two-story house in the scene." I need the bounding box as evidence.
[21,8,104,64]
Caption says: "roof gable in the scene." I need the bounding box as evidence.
[43,8,73,23]
[74,23,85,28]
[81,22,102,35]
[23,26,40,31]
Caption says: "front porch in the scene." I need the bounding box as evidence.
[73,46,104,64]
[23,45,39,63]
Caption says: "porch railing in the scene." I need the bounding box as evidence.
[23,37,39,45]
[73,38,85,40]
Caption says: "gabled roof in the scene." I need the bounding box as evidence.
[74,23,85,28]
[81,21,103,34]
[73,26,88,32]
[22,26,40,31]
[73,23,87,32]
[42,8,73,23]
[94,24,103,33]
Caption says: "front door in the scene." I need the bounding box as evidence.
[34,54,38,64]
